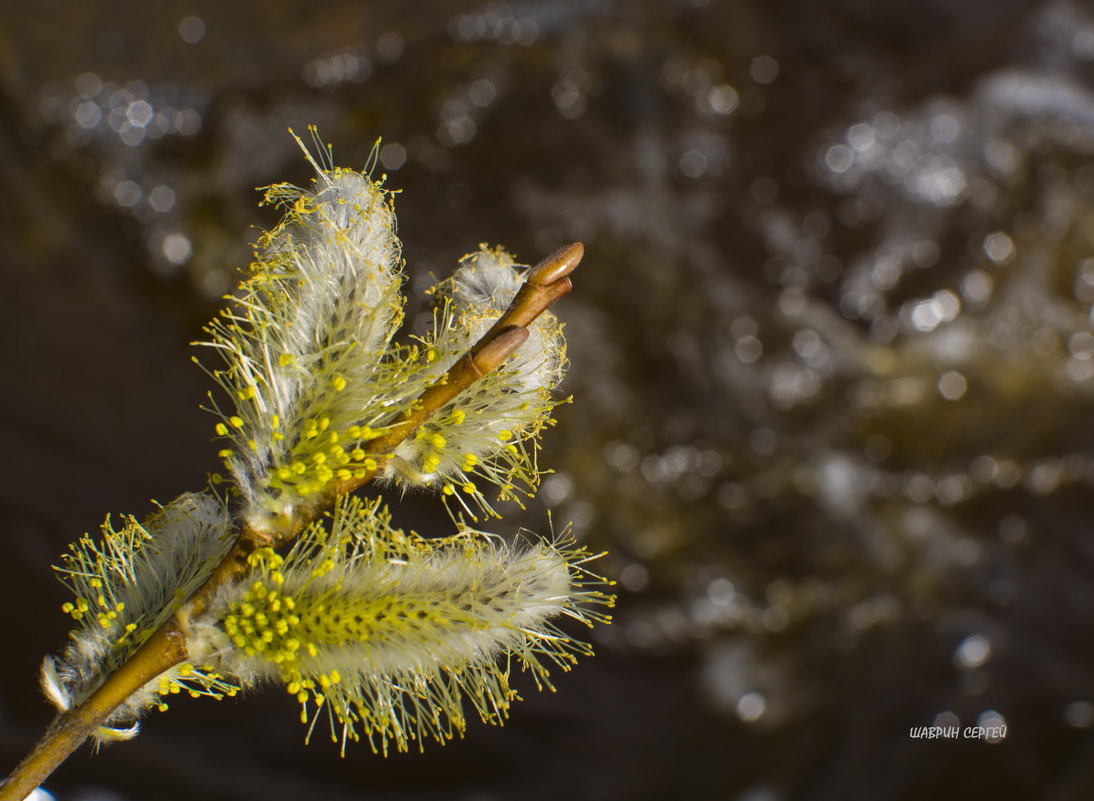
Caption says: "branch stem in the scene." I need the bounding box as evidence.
[0,627,186,801]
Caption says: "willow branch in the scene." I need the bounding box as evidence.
[1,242,583,800]
[0,627,186,801]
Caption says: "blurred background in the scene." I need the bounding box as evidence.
[3,1,1094,799]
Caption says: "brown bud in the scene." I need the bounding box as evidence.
[528,242,584,286]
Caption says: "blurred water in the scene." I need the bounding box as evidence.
[4,1,1094,800]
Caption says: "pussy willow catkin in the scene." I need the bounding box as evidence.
[384,244,568,520]
[43,493,238,742]
[188,495,612,754]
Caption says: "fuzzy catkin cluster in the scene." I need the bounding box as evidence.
[201,137,567,534]
[41,129,610,754]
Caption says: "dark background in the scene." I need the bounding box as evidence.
[3,1,1094,799]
